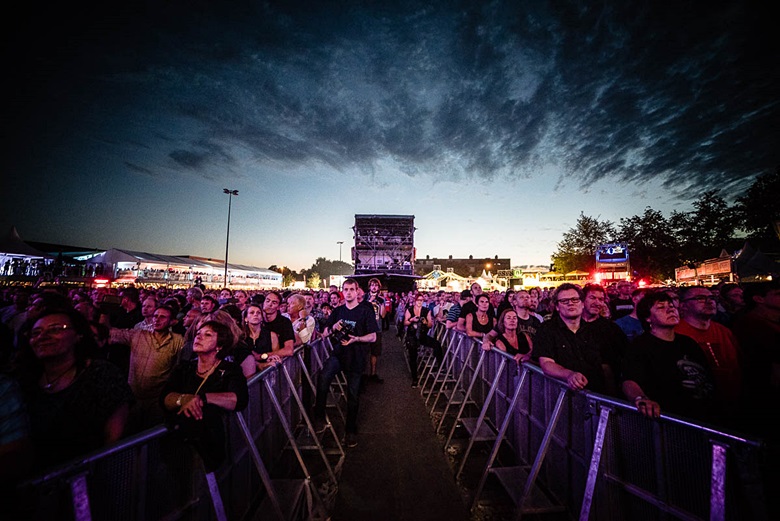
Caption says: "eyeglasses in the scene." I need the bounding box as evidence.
[557,297,582,305]
[29,323,71,338]
[683,296,717,303]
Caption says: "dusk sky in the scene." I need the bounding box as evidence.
[3,1,777,272]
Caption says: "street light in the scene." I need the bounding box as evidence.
[337,241,344,262]
[223,188,239,286]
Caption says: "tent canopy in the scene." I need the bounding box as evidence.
[0,226,54,258]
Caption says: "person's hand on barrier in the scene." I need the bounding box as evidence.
[566,371,588,390]
[267,354,282,365]
[514,353,531,364]
[634,397,661,418]
[178,394,204,420]
[481,337,493,351]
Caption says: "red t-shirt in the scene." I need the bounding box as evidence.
[675,320,742,405]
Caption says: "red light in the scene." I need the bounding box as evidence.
[594,272,602,282]
[638,279,647,287]
[94,278,109,284]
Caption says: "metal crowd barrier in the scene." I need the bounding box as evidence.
[433,326,768,520]
[15,338,340,521]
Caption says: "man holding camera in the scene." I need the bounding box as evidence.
[313,279,378,448]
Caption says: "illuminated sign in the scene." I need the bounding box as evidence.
[596,243,629,264]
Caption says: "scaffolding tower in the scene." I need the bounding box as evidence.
[353,215,416,276]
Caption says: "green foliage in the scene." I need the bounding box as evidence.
[306,272,321,288]
[269,265,298,288]
[305,257,353,279]
[552,171,780,281]
[551,213,616,274]
[734,168,780,240]
[616,207,681,280]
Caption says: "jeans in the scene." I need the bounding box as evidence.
[315,354,364,434]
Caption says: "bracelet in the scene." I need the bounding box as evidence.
[634,395,648,404]
[199,392,208,405]
[175,394,184,407]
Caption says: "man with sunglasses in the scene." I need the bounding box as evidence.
[532,284,611,393]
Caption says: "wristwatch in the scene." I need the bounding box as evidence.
[199,392,208,405]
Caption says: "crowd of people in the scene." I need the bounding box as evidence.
[435,280,778,437]
[0,277,778,490]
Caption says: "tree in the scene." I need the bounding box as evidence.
[551,213,616,274]
[306,272,321,289]
[308,257,353,278]
[616,207,681,281]
[734,168,780,240]
[269,265,298,287]
[671,190,737,262]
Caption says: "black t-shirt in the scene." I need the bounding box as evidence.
[623,332,715,421]
[585,317,628,378]
[610,297,634,320]
[516,313,542,340]
[364,293,386,328]
[110,306,143,329]
[326,302,379,372]
[264,313,295,346]
[406,306,430,338]
[459,300,496,319]
[532,316,607,393]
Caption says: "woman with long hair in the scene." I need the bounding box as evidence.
[492,309,532,364]
[403,294,443,387]
[466,294,495,339]
[241,302,282,371]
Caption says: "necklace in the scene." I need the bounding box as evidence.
[43,365,76,391]
[196,359,220,377]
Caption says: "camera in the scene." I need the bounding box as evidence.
[331,321,355,343]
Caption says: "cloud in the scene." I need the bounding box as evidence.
[6,0,778,196]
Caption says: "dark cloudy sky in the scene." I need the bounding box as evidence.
[2,1,777,270]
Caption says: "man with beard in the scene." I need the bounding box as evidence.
[579,284,628,395]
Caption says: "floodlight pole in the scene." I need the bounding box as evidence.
[337,241,344,262]
[223,189,239,286]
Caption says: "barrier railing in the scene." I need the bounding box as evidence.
[432,326,768,520]
[15,337,340,521]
